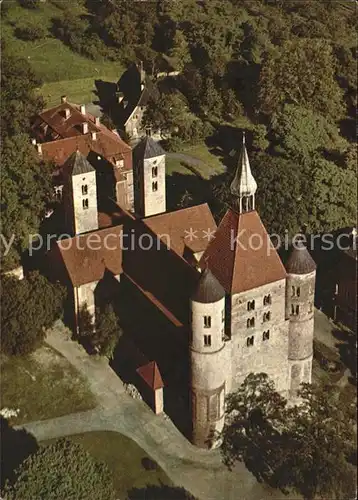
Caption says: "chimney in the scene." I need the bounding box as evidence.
[61,95,67,103]
[91,131,97,140]
[80,104,86,115]
[64,108,70,119]
[36,143,42,155]
[82,122,88,134]
[31,138,37,145]
[95,117,100,126]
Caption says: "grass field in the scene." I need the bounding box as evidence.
[42,431,172,498]
[1,346,96,425]
[2,2,122,106]
[167,143,226,179]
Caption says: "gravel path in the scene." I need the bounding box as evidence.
[16,323,297,500]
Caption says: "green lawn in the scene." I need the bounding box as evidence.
[167,143,226,179]
[2,2,122,106]
[1,346,96,425]
[181,143,226,178]
[42,431,172,498]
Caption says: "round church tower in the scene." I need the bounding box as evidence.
[190,268,229,448]
[285,239,316,398]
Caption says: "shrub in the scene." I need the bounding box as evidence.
[19,0,40,9]
[15,23,47,41]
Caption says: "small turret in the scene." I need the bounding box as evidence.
[230,132,257,213]
[285,239,316,399]
[190,268,229,448]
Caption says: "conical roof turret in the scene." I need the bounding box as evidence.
[230,132,257,198]
[192,267,225,303]
[285,239,316,275]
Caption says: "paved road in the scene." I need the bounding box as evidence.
[17,323,298,500]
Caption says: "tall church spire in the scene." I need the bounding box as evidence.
[230,132,257,213]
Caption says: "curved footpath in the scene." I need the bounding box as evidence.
[17,322,298,500]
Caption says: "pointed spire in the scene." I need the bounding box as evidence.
[230,132,257,213]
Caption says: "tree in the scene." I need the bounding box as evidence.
[0,134,54,271]
[168,29,191,71]
[221,373,356,500]
[0,272,65,356]
[270,104,346,161]
[0,52,43,140]
[143,90,187,137]
[309,154,357,233]
[93,304,122,359]
[15,23,47,42]
[213,151,309,237]
[259,38,344,122]
[2,438,116,500]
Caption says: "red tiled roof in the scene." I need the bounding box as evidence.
[143,204,217,259]
[54,225,124,286]
[32,101,131,169]
[201,209,286,294]
[136,361,164,390]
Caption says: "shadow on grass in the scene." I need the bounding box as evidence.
[332,327,357,381]
[128,483,197,499]
[0,416,38,488]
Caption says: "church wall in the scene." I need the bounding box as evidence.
[230,278,289,394]
[72,171,98,235]
[143,155,166,217]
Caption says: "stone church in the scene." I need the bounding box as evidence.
[47,126,316,448]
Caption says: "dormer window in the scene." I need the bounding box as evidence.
[82,185,88,195]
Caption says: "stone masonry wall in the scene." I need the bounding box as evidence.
[230,278,289,394]
[143,155,166,217]
[72,171,98,235]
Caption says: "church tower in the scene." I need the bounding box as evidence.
[285,240,316,398]
[190,268,230,449]
[63,150,98,235]
[230,131,257,213]
[133,136,166,218]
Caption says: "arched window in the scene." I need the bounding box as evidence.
[263,330,270,341]
[204,334,211,347]
[263,295,271,306]
[291,286,295,297]
[297,287,301,297]
[263,312,271,322]
[152,181,158,192]
[247,300,255,311]
[82,185,88,195]
[296,305,300,315]
[82,198,89,209]
[152,166,158,177]
[204,315,211,328]
[291,304,295,315]
[246,336,254,347]
[247,317,255,328]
